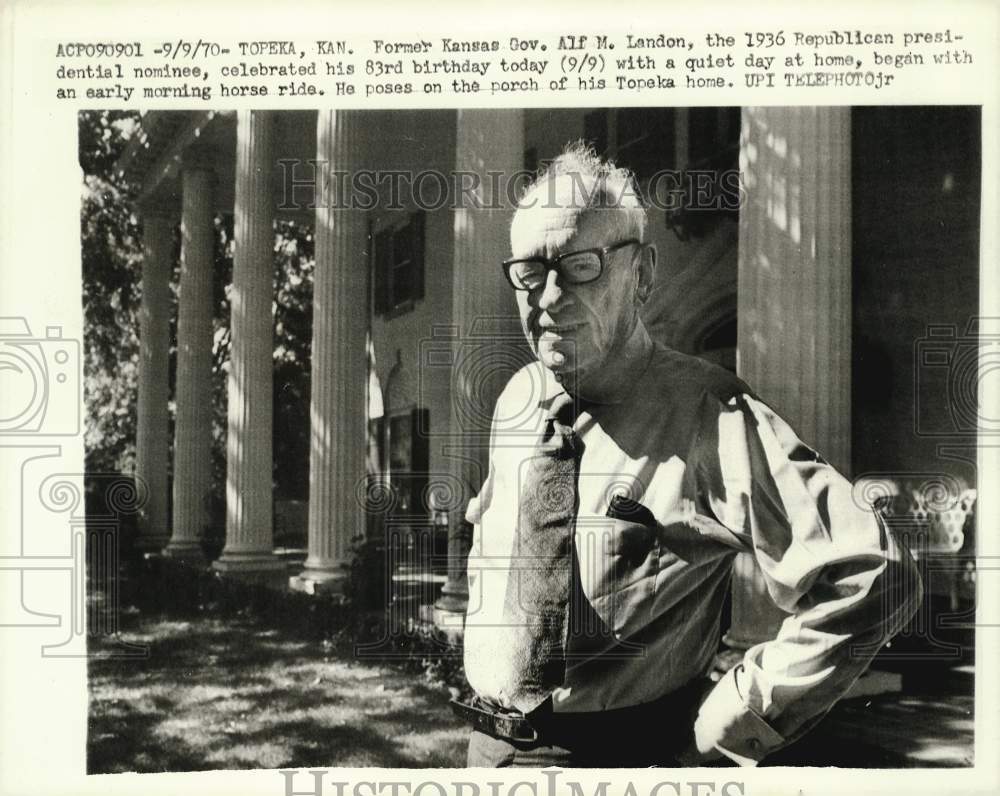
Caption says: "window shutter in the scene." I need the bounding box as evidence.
[411,407,429,515]
[373,227,393,314]
[410,211,425,302]
[584,109,609,156]
[688,107,718,167]
[524,146,538,175]
[616,107,674,180]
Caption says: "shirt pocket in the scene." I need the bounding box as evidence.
[576,501,660,637]
[657,510,751,566]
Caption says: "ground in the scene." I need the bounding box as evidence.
[88,612,469,772]
[768,664,975,767]
[88,563,974,772]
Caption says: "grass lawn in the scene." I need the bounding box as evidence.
[88,590,469,772]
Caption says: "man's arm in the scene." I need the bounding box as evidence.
[683,394,922,766]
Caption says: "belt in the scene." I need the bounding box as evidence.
[452,679,712,747]
[449,697,539,743]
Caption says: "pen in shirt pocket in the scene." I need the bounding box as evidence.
[605,494,657,526]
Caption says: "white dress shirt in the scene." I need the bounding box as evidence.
[462,333,922,764]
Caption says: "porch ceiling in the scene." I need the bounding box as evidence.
[114,110,319,222]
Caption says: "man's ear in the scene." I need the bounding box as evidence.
[635,244,656,304]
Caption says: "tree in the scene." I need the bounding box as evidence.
[79,110,143,476]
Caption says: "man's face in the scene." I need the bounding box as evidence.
[510,183,641,386]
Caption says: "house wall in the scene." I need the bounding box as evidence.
[367,110,458,489]
[851,106,981,488]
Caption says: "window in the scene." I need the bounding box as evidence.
[584,109,609,157]
[696,312,737,373]
[688,107,740,171]
[373,211,425,316]
[386,408,429,519]
[579,108,675,182]
[615,108,674,180]
[524,146,539,175]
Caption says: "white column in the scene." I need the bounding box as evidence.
[213,111,283,580]
[434,109,526,631]
[726,106,852,651]
[290,110,369,594]
[134,210,173,552]
[165,166,215,562]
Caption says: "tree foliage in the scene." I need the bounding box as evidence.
[80,111,316,539]
[79,110,143,475]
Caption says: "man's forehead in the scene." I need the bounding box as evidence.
[510,204,580,257]
[510,176,620,257]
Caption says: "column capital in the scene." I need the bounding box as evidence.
[180,146,218,176]
[137,204,177,223]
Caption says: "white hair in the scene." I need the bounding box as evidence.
[518,141,648,242]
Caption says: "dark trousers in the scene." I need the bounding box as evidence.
[466,679,713,768]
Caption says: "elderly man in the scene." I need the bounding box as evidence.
[452,144,921,767]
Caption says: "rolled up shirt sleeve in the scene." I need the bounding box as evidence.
[692,393,923,765]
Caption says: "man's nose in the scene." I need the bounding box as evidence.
[536,269,571,312]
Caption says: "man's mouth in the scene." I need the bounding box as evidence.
[539,322,584,335]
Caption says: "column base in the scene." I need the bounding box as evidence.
[431,604,466,646]
[162,540,206,564]
[134,534,170,554]
[212,551,286,585]
[289,567,349,596]
[434,585,468,615]
[432,584,468,645]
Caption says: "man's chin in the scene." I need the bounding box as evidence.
[538,353,586,386]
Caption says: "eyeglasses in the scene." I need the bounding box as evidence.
[502,239,650,292]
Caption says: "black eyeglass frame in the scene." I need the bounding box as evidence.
[501,238,653,292]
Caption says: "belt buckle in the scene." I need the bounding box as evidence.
[450,697,539,743]
[494,712,539,743]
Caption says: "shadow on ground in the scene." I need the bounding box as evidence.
[88,591,468,772]
[88,560,975,772]
[767,639,975,768]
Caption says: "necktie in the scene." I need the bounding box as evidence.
[499,391,583,713]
